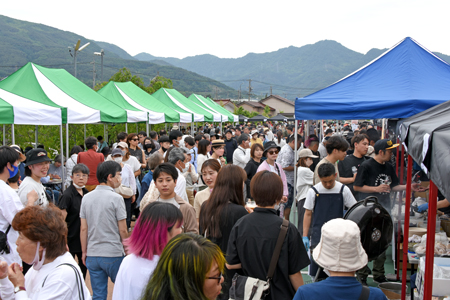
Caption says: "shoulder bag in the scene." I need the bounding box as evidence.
[0,225,11,254]
[229,219,289,300]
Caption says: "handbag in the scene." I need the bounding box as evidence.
[42,263,85,300]
[229,219,289,300]
[0,225,11,254]
[115,185,133,198]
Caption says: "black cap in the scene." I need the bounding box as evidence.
[24,148,51,167]
[374,139,399,154]
[263,141,281,157]
[225,129,232,135]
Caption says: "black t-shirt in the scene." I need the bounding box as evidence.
[227,208,310,300]
[309,150,321,172]
[58,184,88,253]
[353,158,399,209]
[199,202,248,254]
[338,154,369,198]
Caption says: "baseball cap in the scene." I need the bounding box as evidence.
[374,139,399,154]
[24,148,52,167]
[10,145,26,162]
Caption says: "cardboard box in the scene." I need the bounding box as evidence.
[416,257,450,298]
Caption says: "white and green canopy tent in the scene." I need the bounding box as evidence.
[97,81,184,125]
[152,88,216,123]
[0,62,129,124]
[188,94,238,122]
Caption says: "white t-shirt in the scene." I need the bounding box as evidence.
[124,156,141,173]
[304,181,356,211]
[0,180,23,266]
[113,254,159,300]
[17,176,49,207]
[175,169,188,202]
[120,164,136,195]
[0,252,91,300]
[296,167,314,201]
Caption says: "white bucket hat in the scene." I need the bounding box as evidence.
[298,148,319,159]
[313,218,368,273]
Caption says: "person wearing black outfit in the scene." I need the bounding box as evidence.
[338,134,370,199]
[308,137,321,172]
[244,143,264,199]
[58,163,90,279]
[227,171,309,300]
[224,130,238,164]
[199,165,249,300]
[354,139,422,285]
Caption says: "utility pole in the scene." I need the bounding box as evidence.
[94,49,104,82]
[68,40,90,78]
[91,56,96,88]
[270,86,272,95]
[215,87,218,100]
[248,79,252,101]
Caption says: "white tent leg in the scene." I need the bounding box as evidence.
[125,123,128,132]
[66,123,69,166]
[165,123,167,131]
[35,125,38,148]
[60,125,65,194]
[11,124,15,145]
[191,122,194,135]
[103,124,106,142]
[293,121,298,225]
[146,119,149,136]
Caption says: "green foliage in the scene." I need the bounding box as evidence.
[233,106,258,118]
[262,105,271,118]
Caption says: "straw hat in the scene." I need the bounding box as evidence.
[211,139,225,147]
[298,148,319,159]
[313,218,368,273]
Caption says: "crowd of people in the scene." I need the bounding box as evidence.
[0,120,419,300]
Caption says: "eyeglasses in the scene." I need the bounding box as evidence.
[207,272,223,284]
[267,150,279,155]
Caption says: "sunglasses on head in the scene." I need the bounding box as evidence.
[267,150,279,155]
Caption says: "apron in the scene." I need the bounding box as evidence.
[309,184,345,279]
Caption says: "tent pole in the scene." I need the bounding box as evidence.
[125,123,128,133]
[293,120,298,225]
[381,118,386,138]
[191,122,194,136]
[401,156,413,300]
[3,125,5,145]
[396,138,400,176]
[60,125,65,195]
[423,181,437,300]
[106,124,108,144]
[66,123,69,170]
[136,123,138,133]
[146,119,149,136]
[11,124,15,145]
[83,124,86,149]
[165,123,167,132]
[35,125,38,148]
[103,124,106,142]
[400,145,405,184]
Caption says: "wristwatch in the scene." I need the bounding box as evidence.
[14,286,25,293]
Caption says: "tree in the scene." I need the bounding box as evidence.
[94,67,172,94]
[262,105,271,118]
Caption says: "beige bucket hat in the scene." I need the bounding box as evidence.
[312,218,368,273]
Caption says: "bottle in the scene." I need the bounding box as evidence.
[352,166,357,174]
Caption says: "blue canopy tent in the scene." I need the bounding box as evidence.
[295,37,450,120]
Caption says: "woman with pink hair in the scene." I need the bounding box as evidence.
[112,202,183,300]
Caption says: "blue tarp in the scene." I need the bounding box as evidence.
[295,37,450,120]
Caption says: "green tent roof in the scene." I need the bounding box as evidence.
[0,63,127,123]
[152,88,214,122]
[98,82,182,123]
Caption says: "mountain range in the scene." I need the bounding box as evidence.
[0,15,236,98]
[2,14,450,101]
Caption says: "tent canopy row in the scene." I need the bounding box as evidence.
[0,62,239,126]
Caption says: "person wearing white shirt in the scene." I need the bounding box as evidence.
[0,146,26,267]
[64,146,83,189]
[196,139,211,190]
[295,149,318,236]
[113,202,183,300]
[0,205,91,300]
[167,148,189,203]
[18,148,51,207]
[232,134,251,169]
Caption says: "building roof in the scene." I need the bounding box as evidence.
[260,94,295,106]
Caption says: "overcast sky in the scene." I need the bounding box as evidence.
[3,0,449,59]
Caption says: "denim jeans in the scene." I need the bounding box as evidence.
[86,256,124,300]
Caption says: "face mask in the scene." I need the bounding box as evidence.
[114,157,123,163]
[161,146,168,152]
[232,132,235,136]
[122,150,126,156]
[182,163,190,173]
[73,183,85,189]
[144,144,152,150]
[31,241,46,270]
[8,165,18,178]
